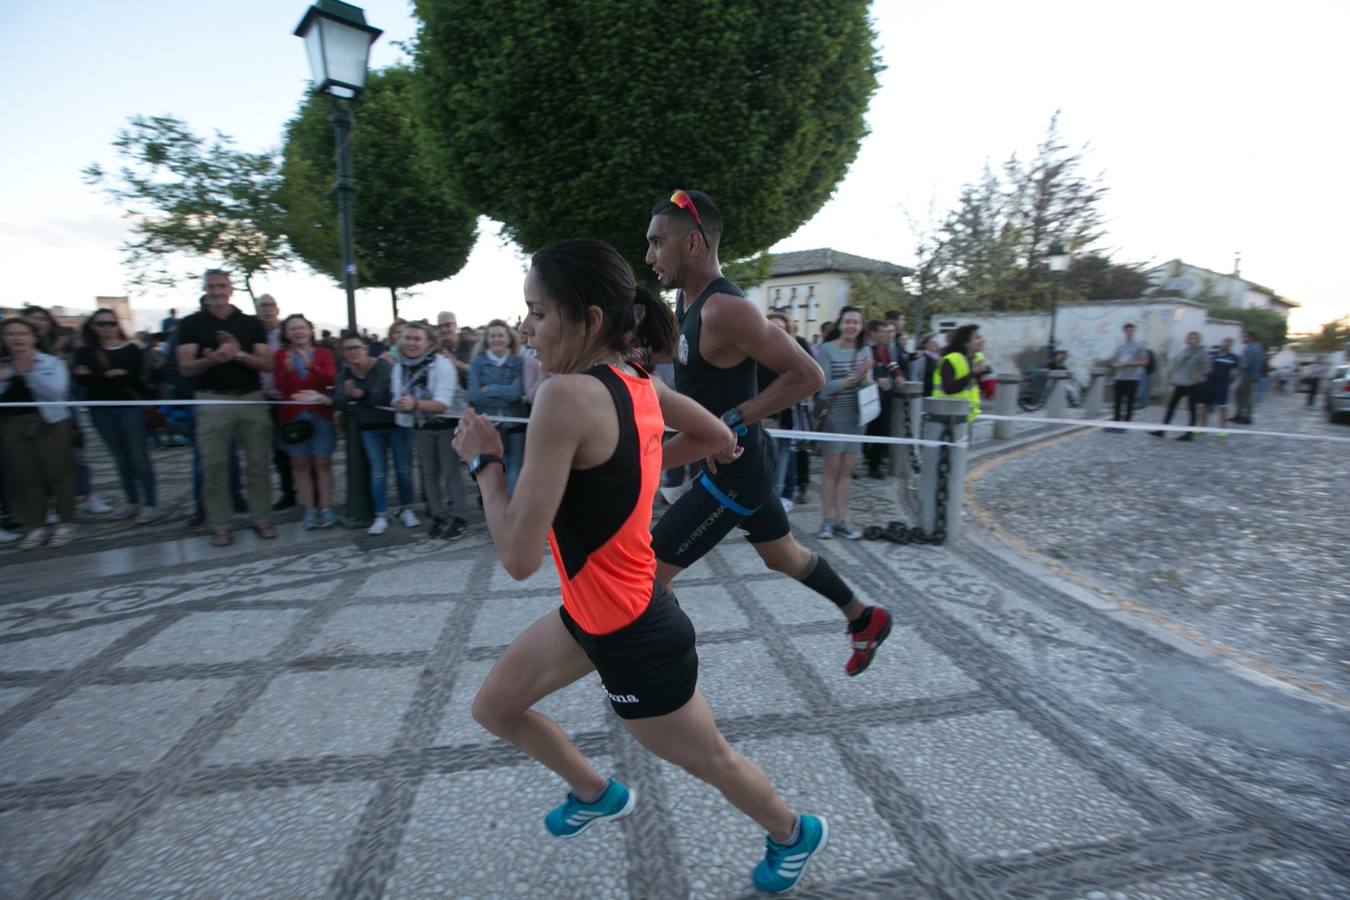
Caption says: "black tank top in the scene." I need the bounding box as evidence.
[675,278,763,451]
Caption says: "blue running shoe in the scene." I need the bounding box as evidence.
[752,814,829,893]
[544,779,636,838]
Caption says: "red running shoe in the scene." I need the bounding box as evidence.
[845,605,893,677]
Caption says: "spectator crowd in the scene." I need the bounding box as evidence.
[0,270,1308,552]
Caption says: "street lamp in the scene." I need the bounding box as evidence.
[1046,241,1071,360]
[295,0,381,526]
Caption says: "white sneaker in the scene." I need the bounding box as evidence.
[109,502,136,521]
[0,527,20,544]
[45,510,59,526]
[81,495,113,515]
[367,515,389,536]
[19,528,50,551]
[398,508,419,528]
[47,524,75,548]
[134,506,158,525]
[780,498,795,514]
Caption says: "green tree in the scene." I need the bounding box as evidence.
[412,0,881,276]
[1063,252,1152,300]
[846,271,909,324]
[722,252,774,292]
[933,115,1109,311]
[84,115,287,301]
[1214,307,1288,349]
[1297,315,1349,351]
[279,66,478,321]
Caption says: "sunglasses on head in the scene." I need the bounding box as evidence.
[669,189,709,247]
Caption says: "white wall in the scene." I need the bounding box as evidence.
[930,300,1242,386]
[746,272,852,340]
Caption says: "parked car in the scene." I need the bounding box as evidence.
[1326,364,1350,423]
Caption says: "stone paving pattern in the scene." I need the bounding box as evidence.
[2,397,1348,898]
[970,391,1350,704]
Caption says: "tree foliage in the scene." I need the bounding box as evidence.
[412,0,881,276]
[279,66,477,319]
[83,115,288,300]
[1213,307,1288,349]
[923,114,1115,311]
[1299,315,1350,351]
[845,272,909,324]
[1063,252,1153,300]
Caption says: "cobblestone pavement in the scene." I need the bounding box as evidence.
[4,418,1349,897]
[968,389,1350,707]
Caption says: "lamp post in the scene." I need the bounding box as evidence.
[1046,241,1071,361]
[295,0,381,526]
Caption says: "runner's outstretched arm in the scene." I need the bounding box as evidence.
[454,377,586,580]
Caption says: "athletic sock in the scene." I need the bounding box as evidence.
[773,816,803,847]
[847,606,874,634]
[797,552,855,610]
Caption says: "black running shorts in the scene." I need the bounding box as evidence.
[559,584,698,720]
[651,442,791,570]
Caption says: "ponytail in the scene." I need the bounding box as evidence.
[631,286,678,359]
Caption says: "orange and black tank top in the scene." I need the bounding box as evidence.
[547,363,665,635]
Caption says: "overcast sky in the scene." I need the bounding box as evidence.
[2,0,1345,333]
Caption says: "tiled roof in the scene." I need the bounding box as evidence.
[768,248,912,277]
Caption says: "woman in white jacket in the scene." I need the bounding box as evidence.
[1,317,77,549]
[391,321,469,540]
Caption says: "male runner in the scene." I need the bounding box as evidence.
[646,189,892,675]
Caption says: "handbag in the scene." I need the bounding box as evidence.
[280,417,316,445]
[857,381,881,426]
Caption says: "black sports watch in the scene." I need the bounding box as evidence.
[721,407,748,437]
[468,454,504,482]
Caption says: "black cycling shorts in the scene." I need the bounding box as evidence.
[559,584,698,720]
[651,442,791,570]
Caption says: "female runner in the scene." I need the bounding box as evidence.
[453,239,827,894]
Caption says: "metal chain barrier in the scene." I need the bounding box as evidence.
[864,420,956,546]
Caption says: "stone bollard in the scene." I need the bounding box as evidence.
[1045,370,1070,420]
[891,382,924,478]
[1085,367,1108,419]
[993,373,1021,440]
[918,397,969,542]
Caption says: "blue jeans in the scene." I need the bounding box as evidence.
[503,428,525,493]
[187,407,243,512]
[1135,372,1151,410]
[360,427,413,515]
[772,437,792,500]
[90,407,157,506]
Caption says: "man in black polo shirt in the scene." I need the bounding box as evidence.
[175,269,276,546]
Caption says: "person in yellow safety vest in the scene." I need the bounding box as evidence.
[931,324,989,422]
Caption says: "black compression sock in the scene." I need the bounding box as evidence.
[797,552,856,610]
[847,606,874,634]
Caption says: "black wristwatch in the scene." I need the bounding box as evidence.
[468,454,504,482]
[721,407,748,437]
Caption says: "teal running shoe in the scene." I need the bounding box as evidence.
[752,814,829,893]
[544,779,636,838]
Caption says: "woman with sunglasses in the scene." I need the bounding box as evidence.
[332,331,417,535]
[273,314,338,528]
[1,317,77,550]
[454,238,827,895]
[72,310,159,524]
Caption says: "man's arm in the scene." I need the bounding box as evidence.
[176,341,223,378]
[701,294,824,425]
[239,342,273,372]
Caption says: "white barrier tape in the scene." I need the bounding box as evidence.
[975,413,1350,445]
[4,399,1340,446]
[387,410,964,448]
[0,399,309,408]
